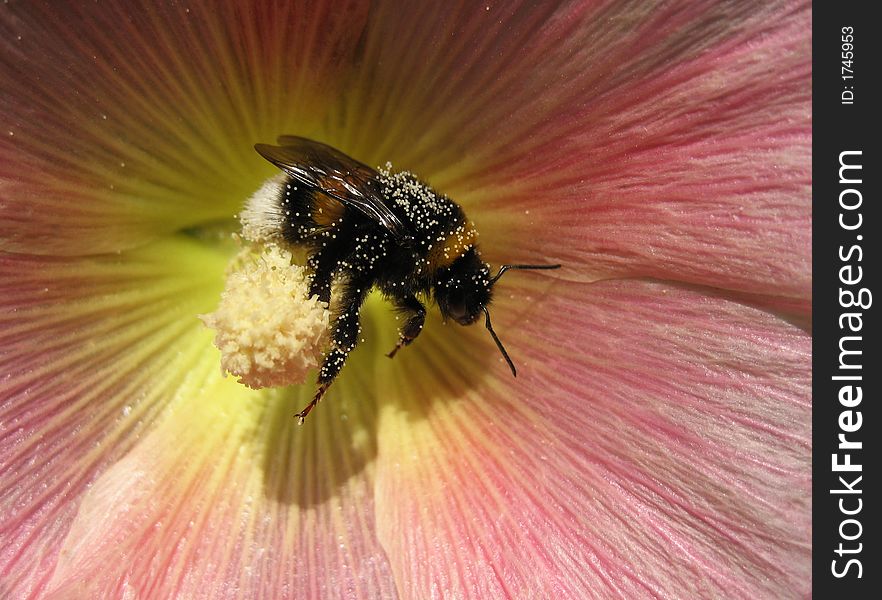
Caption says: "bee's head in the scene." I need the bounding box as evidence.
[435,254,561,377]
[434,248,492,326]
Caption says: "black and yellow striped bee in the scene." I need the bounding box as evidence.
[251,136,559,422]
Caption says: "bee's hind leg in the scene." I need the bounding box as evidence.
[306,250,336,304]
[296,275,371,423]
[294,383,329,425]
[387,294,426,359]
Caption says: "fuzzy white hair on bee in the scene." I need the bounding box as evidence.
[239,173,290,244]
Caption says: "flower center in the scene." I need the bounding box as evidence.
[200,241,330,390]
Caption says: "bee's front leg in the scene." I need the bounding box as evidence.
[387,294,426,359]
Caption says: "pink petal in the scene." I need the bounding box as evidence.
[0,239,225,596]
[330,1,811,308]
[3,1,810,309]
[40,370,397,599]
[2,242,398,598]
[1,1,370,255]
[374,278,810,598]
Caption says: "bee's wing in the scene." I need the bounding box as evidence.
[255,136,411,242]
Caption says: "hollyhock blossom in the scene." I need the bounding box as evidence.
[1,1,810,598]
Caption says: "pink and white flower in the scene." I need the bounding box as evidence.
[1,1,811,598]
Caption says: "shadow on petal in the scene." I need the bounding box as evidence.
[259,367,381,509]
[258,301,387,508]
[258,293,510,507]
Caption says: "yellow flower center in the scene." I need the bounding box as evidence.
[199,243,330,389]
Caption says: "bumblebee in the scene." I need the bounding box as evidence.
[250,136,559,423]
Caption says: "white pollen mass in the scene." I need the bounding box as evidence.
[200,245,330,389]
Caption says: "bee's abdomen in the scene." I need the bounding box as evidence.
[280,185,348,246]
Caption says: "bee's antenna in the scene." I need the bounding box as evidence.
[490,263,561,285]
[481,305,517,377]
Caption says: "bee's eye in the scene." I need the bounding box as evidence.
[447,298,468,322]
[446,292,480,325]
